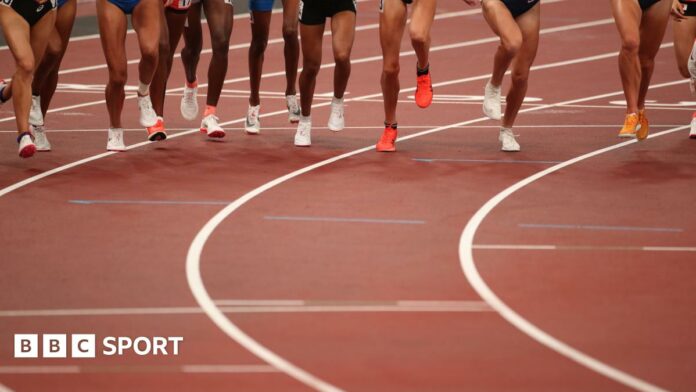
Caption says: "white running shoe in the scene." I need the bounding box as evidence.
[690,114,696,139]
[107,128,126,151]
[137,94,158,127]
[245,105,261,135]
[327,97,345,132]
[29,95,44,126]
[200,114,226,138]
[483,81,502,120]
[32,124,51,151]
[17,132,36,158]
[0,79,7,106]
[181,83,199,121]
[286,95,300,123]
[499,128,520,152]
[294,118,311,147]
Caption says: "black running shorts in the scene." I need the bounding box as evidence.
[299,0,357,25]
[0,0,56,26]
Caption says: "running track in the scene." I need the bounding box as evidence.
[0,1,695,391]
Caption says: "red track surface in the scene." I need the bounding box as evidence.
[1,1,695,391]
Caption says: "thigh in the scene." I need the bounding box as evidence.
[331,10,356,56]
[482,0,522,43]
[203,0,233,40]
[512,2,540,70]
[281,0,299,26]
[300,22,325,61]
[96,0,128,72]
[250,10,272,38]
[409,0,436,36]
[55,0,77,48]
[0,6,33,67]
[379,0,407,59]
[29,9,56,64]
[639,0,671,58]
[132,0,163,50]
[673,14,696,66]
[611,0,642,44]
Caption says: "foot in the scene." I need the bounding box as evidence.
[690,112,696,139]
[29,95,44,126]
[689,54,696,96]
[483,80,502,120]
[376,125,397,152]
[245,105,261,135]
[294,118,311,147]
[327,97,345,132]
[32,124,51,151]
[499,128,520,152]
[181,83,199,121]
[17,132,36,159]
[618,113,639,138]
[107,128,126,151]
[415,68,433,109]
[137,94,158,127]
[146,117,167,142]
[0,79,8,105]
[200,114,226,138]
[636,110,649,141]
[286,95,300,123]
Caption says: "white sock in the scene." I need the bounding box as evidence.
[137,81,150,96]
[300,115,311,123]
[332,96,344,105]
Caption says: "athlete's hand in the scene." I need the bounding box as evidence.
[672,0,687,21]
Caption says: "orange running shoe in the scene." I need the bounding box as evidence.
[147,117,167,142]
[376,126,397,152]
[618,113,639,138]
[415,69,433,109]
[636,109,649,141]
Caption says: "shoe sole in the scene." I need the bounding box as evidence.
[376,145,396,152]
[617,133,637,139]
[245,127,260,135]
[19,144,36,158]
[289,118,300,124]
[416,100,432,109]
[208,130,226,138]
[294,143,311,147]
[36,147,51,152]
[107,148,126,152]
[148,131,167,142]
[328,126,343,132]
[690,134,696,139]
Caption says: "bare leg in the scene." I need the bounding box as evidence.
[330,11,356,99]
[482,0,523,87]
[379,0,407,125]
[248,11,271,106]
[202,0,233,107]
[298,22,325,116]
[409,0,436,70]
[281,0,300,96]
[97,0,128,128]
[637,0,671,109]
[181,3,203,85]
[611,0,642,114]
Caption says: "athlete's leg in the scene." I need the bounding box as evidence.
[248,10,272,106]
[298,22,325,116]
[611,0,642,114]
[97,0,128,128]
[202,0,233,108]
[482,0,522,88]
[131,0,161,90]
[502,3,539,128]
[151,7,188,116]
[672,6,696,78]
[409,0,436,70]
[637,0,670,109]
[330,10,356,99]
[181,2,203,85]
[380,0,407,125]
[281,0,300,96]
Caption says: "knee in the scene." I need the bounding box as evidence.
[621,37,640,55]
[334,50,351,66]
[158,39,171,59]
[250,36,268,56]
[282,24,298,42]
[211,34,230,56]
[383,60,400,78]
[141,43,159,64]
[409,27,428,47]
[109,68,128,87]
[511,69,529,86]
[502,37,522,58]
[302,58,321,76]
[16,56,35,77]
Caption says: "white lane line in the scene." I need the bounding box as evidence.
[0,301,490,317]
[459,126,687,392]
[0,13,606,124]
[473,244,696,252]
[0,383,14,392]
[188,79,687,392]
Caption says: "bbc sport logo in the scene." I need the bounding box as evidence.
[14,334,183,358]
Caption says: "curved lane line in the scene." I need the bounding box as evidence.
[458,126,687,392]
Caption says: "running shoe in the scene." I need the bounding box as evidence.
[415,69,433,108]
[245,104,261,135]
[107,128,126,151]
[376,126,397,152]
[32,124,51,151]
[137,94,158,127]
[294,118,311,147]
[17,132,36,158]
[618,113,639,138]
[689,51,696,96]
[286,95,300,123]
[200,114,226,138]
[181,83,199,121]
[0,79,7,105]
[636,110,649,141]
[499,128,520,152]
[146,117,167,142]
[327,97,345,132]
[690,112,696,139]
[29,95,44,126]
[483,80,502,120]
